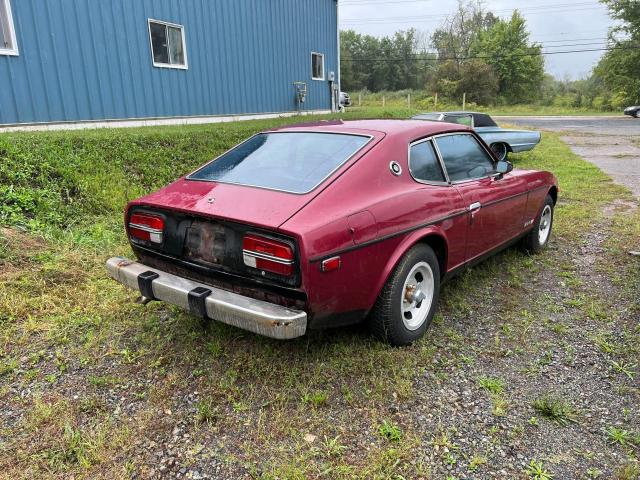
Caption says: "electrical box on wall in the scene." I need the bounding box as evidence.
[328,71,335,82]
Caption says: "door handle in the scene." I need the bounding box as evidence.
[469,202,481,222]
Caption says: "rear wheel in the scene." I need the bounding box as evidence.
[522,194,554,253]
[490,142,509,161]
[369,244,440,346]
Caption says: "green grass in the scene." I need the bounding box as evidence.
[1,107,639,478]
[532,394,579,426]
[347,89,620,116]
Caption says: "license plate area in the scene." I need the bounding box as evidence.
[183,220,227,266]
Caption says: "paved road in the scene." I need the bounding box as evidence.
[495,116,640,196]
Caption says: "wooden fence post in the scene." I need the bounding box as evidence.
[408,93,411,108]
[358,92,362,107]
[382,96,385,107]
[434,92,438,108]
[462,92,466,110]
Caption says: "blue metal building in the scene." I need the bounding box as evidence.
[0,0,339,126]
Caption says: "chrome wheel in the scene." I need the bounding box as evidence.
[491,143,508,161]
[400,261,434,331]
[538,205,552,245]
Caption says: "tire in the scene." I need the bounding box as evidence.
[633,112,639,118]
[522,194,554,253]
[490,142,509,162]
[368,244,440,346]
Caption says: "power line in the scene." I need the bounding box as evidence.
[340,2,604,24]
[342,7,604,25]
[341,44,640,62]
[532,36,609,43]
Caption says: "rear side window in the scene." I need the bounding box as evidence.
[443,115,473,127]
[435,134,494,182]
[473,113,497,127]
[189,132,371,194]
[409,141,445,183]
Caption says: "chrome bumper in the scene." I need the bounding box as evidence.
[106,257,307,339]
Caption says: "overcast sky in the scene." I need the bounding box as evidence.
[339,0,615,80]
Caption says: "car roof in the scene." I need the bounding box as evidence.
[269,119,471,136]
[416,111,486,116]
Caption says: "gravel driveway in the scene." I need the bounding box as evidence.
[496,116,640,197]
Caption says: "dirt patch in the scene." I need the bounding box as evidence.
[602,199,638,218]
[560,136,640,198]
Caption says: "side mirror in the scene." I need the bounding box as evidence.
[496,160,513,175]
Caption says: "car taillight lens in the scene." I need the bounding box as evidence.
[129,213,165,244]
[242,234,294,276]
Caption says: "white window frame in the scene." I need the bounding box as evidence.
[147,18,188,70]
[0,0,19,56]
[311,52,325,81]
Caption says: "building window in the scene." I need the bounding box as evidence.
[311,52,324,81]
[148,19,187,69]
[0,0,18,56]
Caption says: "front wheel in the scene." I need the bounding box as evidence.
[522,194,554,253]
[490,142,509,161]
[368,244,440,346]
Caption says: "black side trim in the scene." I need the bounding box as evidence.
[309,184,551,264]
[481,189,528,208]
[138,271,159,299]
[309,209,468,263]
[188,287,212,318]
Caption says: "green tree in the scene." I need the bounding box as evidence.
[594,1,640,104]
[430,59,499,104]
[471,11,544,103]
[340,29,434,92]
[431,0,498,62]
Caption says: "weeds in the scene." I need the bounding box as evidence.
[478,376,505,395]
[606,427,638,447]
[526,459,554,480]
[301,391,328,408]
[610,360,637,380]
[195,399,216,425]
[378,420,402,442]
[532,395,578,425]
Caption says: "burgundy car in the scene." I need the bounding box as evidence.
[107,120,558,345]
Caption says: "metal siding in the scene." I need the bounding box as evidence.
[0,0,337,124]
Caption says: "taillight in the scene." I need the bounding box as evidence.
[242,234,294,276]
[129,213,165,244]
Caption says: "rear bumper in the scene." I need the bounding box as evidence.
[106,257,307,339]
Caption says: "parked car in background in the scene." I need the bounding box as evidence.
[624,105,640,118]
[339,91,352,108]
[107,120,558,346]
[413,111,541,161]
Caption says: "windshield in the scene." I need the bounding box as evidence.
[188,132,371,194]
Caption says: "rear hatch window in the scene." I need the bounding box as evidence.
[188,132,371,194]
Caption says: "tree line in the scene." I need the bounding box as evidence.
[340,0,638,109]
